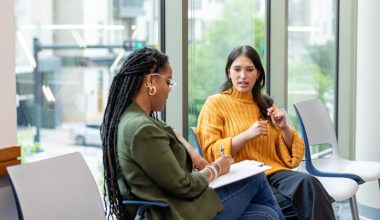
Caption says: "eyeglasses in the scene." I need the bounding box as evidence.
[149,73,177,89]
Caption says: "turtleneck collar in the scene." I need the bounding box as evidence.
[222,87,254,103]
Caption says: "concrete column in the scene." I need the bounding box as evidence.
[356,0,380,213]
[270,0,288,108]
[165,0,188,136]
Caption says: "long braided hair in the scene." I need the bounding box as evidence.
[221,45,274,120]
[100,47,168,219]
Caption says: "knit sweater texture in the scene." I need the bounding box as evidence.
[197,88,305,175]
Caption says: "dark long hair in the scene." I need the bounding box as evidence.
[100,47,168,219]
[221,45,273,119]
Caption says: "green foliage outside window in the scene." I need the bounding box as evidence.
[188,0,266,128]
[17,126,41,163]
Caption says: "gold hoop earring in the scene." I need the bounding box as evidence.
[148,85,156,96]
[144,83,157,96]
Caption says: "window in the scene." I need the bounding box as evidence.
[15,0,160,190]
[188,0,267,143]
[287,0,338,155]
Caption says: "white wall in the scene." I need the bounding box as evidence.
[356,0,380,209]
[0,0,17,148]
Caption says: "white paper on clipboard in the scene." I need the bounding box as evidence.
[209,160,271,189]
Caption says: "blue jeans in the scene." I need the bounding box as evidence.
[214,172,284,220]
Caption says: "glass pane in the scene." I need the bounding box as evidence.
[287,0,337,156]
[188,0,267,144]
[15,0,160,191]
[310,144,332,158]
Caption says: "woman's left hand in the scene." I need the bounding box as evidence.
[267,106,287,129]
[193,155,209,170]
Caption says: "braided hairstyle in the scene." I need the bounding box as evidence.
[100,47,168,219]
[221,45,274,120]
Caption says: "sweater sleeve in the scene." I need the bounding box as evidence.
[276,128,305,168]
[129,124,209,199]
[197,96,232,163]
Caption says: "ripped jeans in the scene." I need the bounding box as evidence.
[214,172,284,220]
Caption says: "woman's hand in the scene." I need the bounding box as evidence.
[231,121,268,155]
[192,155,209,170]
[200,155,234,182]
[246,120,269,139]
[267,105,294,148]
[212,155,234,176]
[267,106,287,129]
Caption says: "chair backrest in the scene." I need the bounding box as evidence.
[294,100,365,184]
[7,152,104,220]
[293,99,340,161]
[190,127,204,157]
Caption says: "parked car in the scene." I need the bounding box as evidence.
[70,123,102,147]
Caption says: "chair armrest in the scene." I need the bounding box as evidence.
[123,199,169,220]
[304,160,365,184]
[122,199,169,207]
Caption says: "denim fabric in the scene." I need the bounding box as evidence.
[214,172,284,220]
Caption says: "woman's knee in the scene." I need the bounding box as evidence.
[241,204,281,220]
[295,173,328,197]
[300,174,322,187]
[246,172,267,182]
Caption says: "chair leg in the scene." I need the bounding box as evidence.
[378,179,380,191]
[135,205,146,220]
[349,195,360,220]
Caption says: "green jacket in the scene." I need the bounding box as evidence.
[117,101,223,220]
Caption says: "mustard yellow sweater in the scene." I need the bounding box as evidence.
[196,88,305,175]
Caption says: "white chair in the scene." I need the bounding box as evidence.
[7,152,105,220]
[0,145,22,219]
[283,107,360,219]
[297,163,359,219]
[6,152,169,220]
[0,176,19,220]
[293,99,380,219]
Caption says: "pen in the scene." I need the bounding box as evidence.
[220,145,224,156]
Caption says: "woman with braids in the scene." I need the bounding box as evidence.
[196,45,335,220]
[101,47,284,220]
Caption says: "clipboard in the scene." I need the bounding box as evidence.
[209,160,271,189]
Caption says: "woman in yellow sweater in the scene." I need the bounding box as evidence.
[197,45,335,220]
